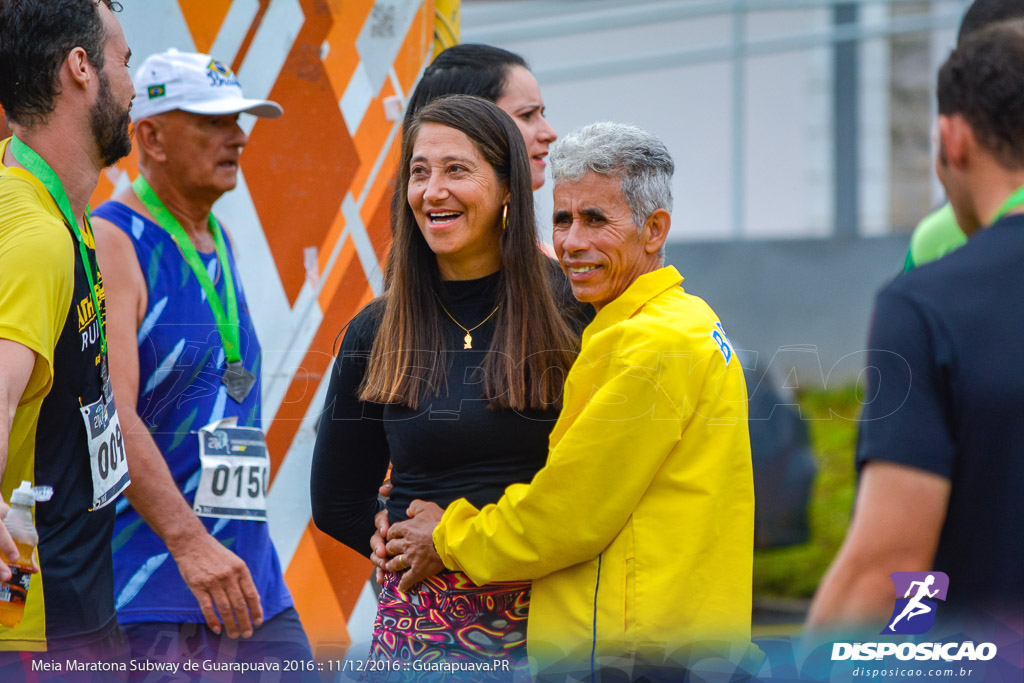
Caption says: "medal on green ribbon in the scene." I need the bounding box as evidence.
[10,136,133,509]
[132,175,255,403]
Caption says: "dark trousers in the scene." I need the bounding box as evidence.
[124,607,318,682]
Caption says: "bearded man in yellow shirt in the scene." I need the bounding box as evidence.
[0,0,135,667]
[378,122,758,679]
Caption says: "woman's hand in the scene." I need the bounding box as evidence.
[385,500,446,591]
[368,480,393,584]
[368,508,391,584]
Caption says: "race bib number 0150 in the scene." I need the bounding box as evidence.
[193,418,269,521]
[80,394,130,510]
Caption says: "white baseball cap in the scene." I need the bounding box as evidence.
[131,48,283,122]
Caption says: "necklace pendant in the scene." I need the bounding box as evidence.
[463,333,473,349]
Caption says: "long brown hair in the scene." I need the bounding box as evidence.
[360,95,578,411]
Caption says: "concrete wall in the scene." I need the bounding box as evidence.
[463,0,966,243]
[665,234,911,387]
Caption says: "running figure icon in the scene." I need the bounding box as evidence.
[888,574,940,632]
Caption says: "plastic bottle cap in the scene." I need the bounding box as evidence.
[9,480,53,506]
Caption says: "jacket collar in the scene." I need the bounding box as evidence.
[582,265,684,343]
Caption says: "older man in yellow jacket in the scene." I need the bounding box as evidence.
[382,122,757,678]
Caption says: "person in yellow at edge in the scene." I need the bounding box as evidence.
[376,122,761,680]
[0,0,135,672]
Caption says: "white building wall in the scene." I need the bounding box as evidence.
[859,2,893,237]
[742,8,831,239]
[463,0,967,242]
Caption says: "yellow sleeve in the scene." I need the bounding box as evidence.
[433,355,686,584]
[0,178,75,402]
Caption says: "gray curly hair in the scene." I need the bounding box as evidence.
[550,121,674,231]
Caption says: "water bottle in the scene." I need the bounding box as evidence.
[0,481,53,628]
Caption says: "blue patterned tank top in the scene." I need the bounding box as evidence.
[92,200,292,623]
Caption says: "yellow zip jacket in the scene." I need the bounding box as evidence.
[433,266,755,674]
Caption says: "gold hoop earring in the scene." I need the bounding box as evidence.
[502,204,508,231]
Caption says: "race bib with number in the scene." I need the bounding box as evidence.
[193,418,269,521]
[80,393,130,510]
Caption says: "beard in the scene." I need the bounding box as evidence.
[90,70,132,168]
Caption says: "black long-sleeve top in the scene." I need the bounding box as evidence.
[310,262,592,557]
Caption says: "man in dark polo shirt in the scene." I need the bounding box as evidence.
[807,20,1024,630]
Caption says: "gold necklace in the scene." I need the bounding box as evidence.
[437,300,501,349]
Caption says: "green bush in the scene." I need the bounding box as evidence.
[752,386,864,599]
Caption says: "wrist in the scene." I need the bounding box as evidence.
[164,516,212,557]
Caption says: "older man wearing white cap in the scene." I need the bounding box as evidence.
[91,49,315,677]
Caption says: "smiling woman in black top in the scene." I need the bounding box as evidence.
[310,95,585,676]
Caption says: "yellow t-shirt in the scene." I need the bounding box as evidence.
[0,137,75,650]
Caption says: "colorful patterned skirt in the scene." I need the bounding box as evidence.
[366,570,530,681]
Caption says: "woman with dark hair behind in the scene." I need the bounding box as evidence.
[408,43,556,192]
[310,95,582,675]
